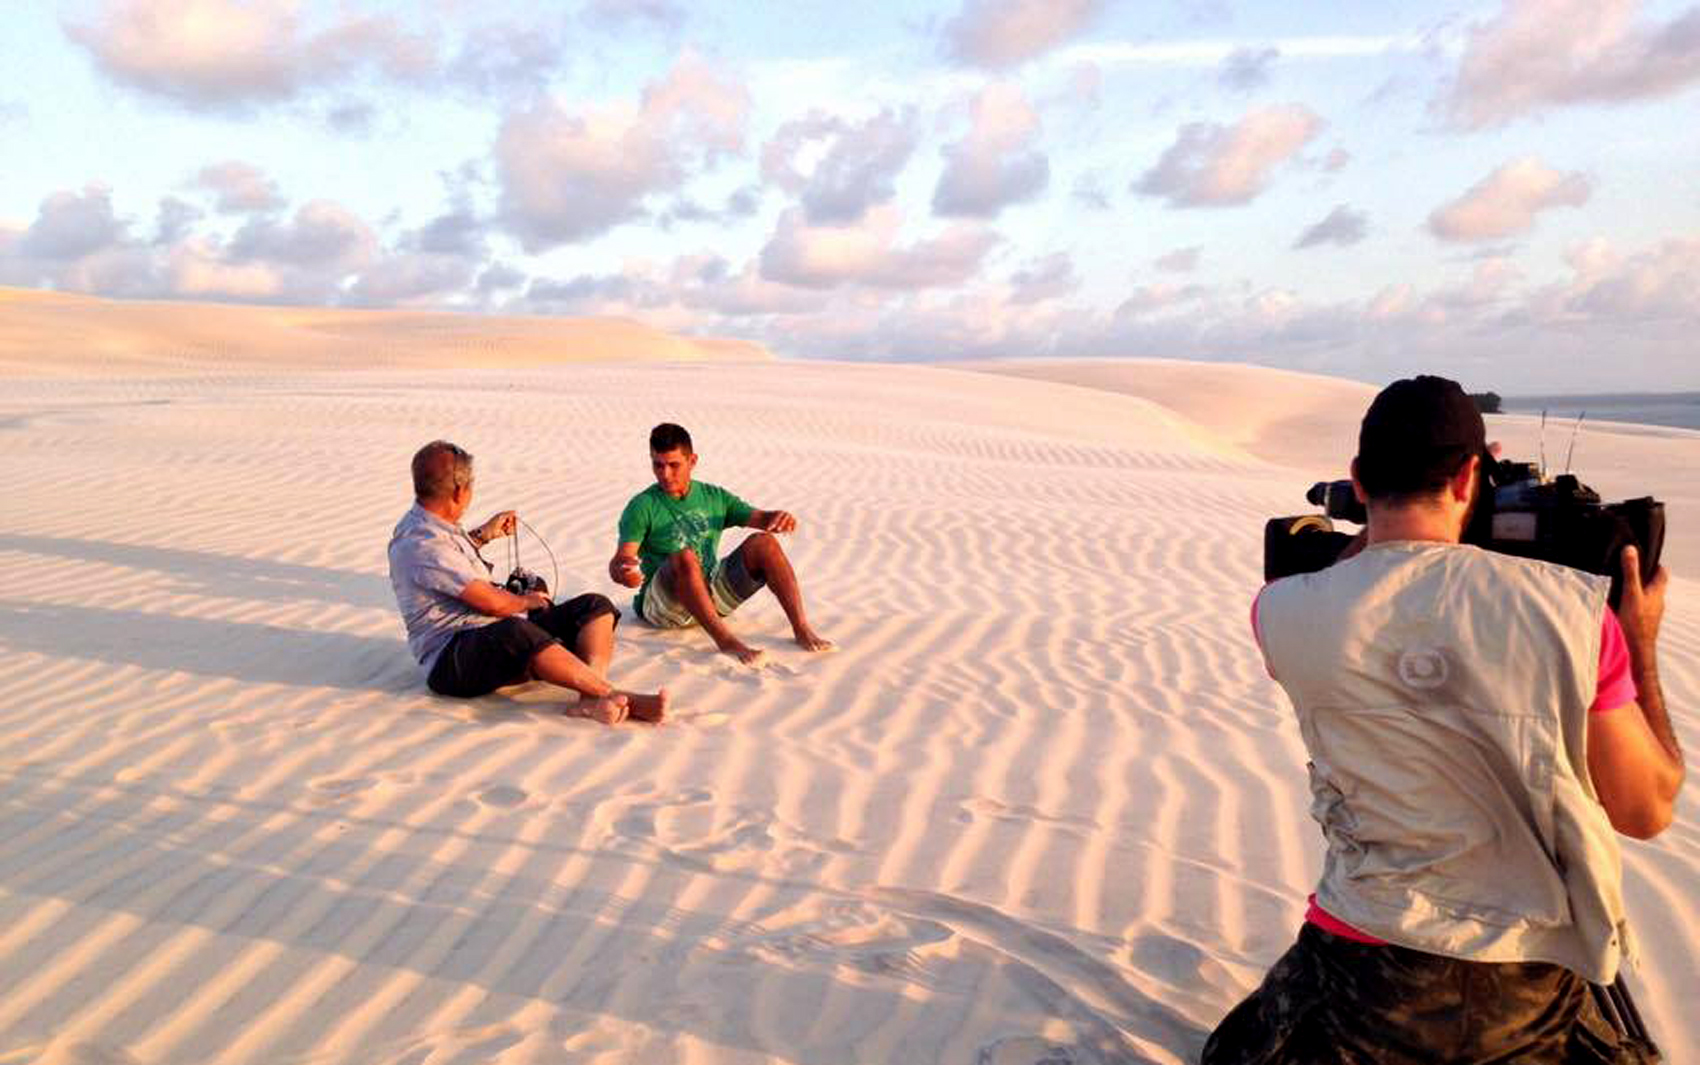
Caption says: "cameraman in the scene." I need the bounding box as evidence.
[1204,377,1683,1063]
[387,440,668,724]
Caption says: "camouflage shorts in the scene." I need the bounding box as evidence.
[1201,925,1660,1064]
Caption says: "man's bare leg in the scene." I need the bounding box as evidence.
[659,548,766,665]
[528,643,632,724]
[734,534,834,651]
[577,612,615,676]
[573,613,669,723]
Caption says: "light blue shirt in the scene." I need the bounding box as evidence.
[387,502,496,671]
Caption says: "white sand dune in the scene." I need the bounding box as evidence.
[0,337,1695,1063]
[0,286,769,377]
[970,358,1700,578]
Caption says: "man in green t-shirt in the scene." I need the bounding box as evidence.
[610,423,833,666]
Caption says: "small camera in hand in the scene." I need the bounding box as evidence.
[505,568,548,596]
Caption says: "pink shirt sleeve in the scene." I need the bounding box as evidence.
[1592,610,1637,713]
[1250,588,1274,678]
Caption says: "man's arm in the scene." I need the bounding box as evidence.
[1587,546,1684,839]
[745,509,797,533]
[609,542,643,588]
[468,510,517,547]
[460,579,550,618]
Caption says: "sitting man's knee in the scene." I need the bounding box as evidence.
[583,592,616,615]
[746,532,780,554]
[661,547,703,588]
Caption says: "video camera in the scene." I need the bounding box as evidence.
[1264,455,1665,607]
[504,567,548,596]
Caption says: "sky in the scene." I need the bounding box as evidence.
[3,0,1700,391]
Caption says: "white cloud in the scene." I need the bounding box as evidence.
[196,161,283,213]
[55,245,164,298]
[349,252,478,305]
[1072,172,1113,210]
[1135,105,1323,208]
[228,200,376,268]
[1058,34,1424,69]
[442,21,570,95]
[496,53,748,249]
[1219,46,1279,91]
[20,186,127,260]
[153,197,202,245]
[1446,0,1700,128]
[65,0,434,109]
[1116,282,1211,319]
[1427,157,1591,242]
[582,0,687,33]
[1008,253,1079,304]
[759,206,998,290]
[408,203,486,257]
[1540,236,1700,320]
[0,183,491,309]
[168,237,282,299]
[933,83,1050,218]
[1154,246,1202,272]
[762,109,919,224]
[1294,204,1369,249]
[943,0,1103,68]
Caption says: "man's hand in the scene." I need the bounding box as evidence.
[1616,545,1667,652]
[610,544,644,588]
[524,590,552,612]
[758,510,797,534]
[472,510,518,545]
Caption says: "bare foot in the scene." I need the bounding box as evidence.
[794,628,835,652]
[574,694,629,725]
[620,688,670,724]
[715,638,767,667]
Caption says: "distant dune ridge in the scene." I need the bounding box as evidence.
[0,286,770,376]
[0,297,1694,1064]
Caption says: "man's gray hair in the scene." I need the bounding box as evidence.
[411,440,473,500]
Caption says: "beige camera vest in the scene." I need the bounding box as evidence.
[1258,540,1629,983]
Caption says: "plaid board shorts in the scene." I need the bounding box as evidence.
[639,548,763,629]
[1202,924,1659,1064]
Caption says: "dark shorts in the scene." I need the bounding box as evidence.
[1202,925,1659,1064]
[426,593,619,699]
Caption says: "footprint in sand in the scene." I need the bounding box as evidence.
[975,1036,1105,1065]
[741,901,954,980]
[308,776,376,800]
[613,804,658,840]
[476,785,528,808]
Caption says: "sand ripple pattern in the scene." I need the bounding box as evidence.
[0,363,1694,1064]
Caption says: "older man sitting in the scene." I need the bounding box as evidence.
[388,440,667,724]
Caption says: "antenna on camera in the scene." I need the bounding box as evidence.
[1539,409,1548,480]
[1564,411,1586,475]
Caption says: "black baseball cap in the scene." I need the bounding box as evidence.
[1355,375,1486,497]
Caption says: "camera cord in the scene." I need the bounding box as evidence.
[514,516,560,599]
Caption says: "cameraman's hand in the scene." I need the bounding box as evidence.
[476,510,518,544]
[1616,546,1667,649]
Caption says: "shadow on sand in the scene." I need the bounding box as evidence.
[0,534,394,610]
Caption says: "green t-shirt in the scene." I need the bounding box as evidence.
[618,481,754,611]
